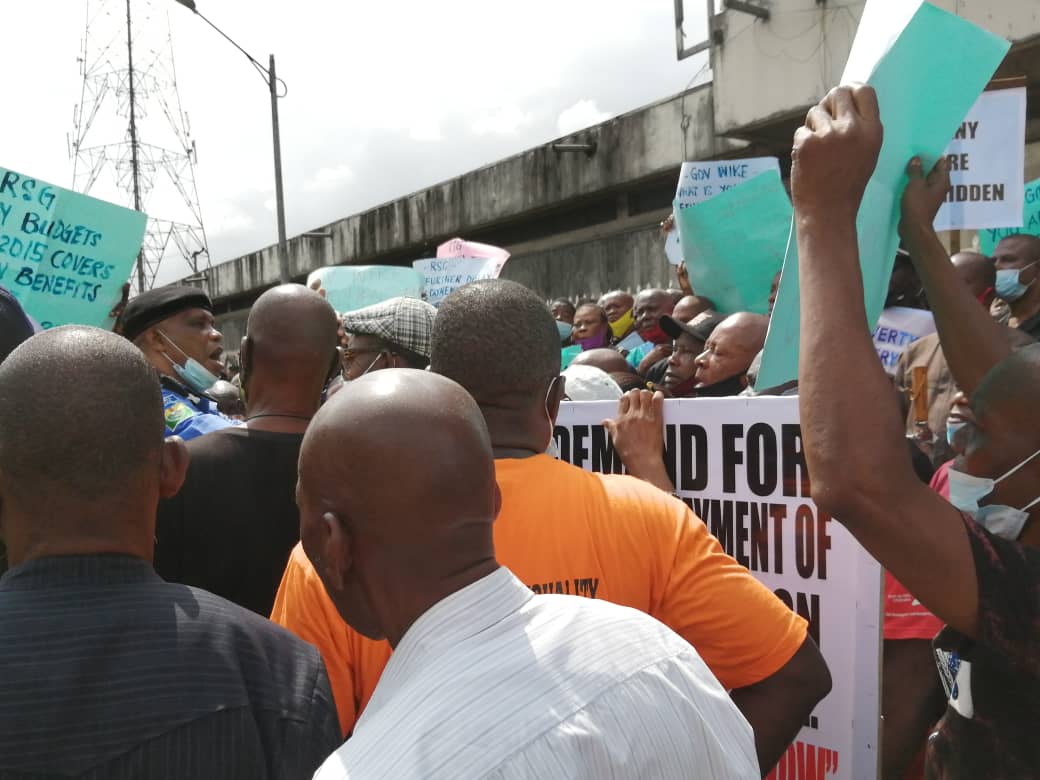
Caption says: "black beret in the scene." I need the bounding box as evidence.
[0,286,37,364]
[121,285,212,342]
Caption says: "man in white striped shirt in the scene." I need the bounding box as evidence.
[301,368,759,779]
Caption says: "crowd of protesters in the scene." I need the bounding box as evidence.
[0,84,1038,779]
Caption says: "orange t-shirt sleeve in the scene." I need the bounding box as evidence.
[652,499,808,691]
[270,542,357,735]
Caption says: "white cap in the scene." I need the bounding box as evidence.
[561,364,623,401]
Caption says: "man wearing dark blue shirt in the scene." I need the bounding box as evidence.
[0,326,339,778]
[122,285,237,441]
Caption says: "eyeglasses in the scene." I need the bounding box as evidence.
[342,347,385,368]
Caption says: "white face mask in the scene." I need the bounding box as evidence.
[947,446,1040,539]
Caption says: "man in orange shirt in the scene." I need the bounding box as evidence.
[272,279,831,775]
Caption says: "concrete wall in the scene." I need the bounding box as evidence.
[200,83,732,311]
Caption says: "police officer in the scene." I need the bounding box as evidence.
[121,285,238,441]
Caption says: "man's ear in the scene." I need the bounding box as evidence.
[318,511,352,594]
[159,437,190,499]
[546,375,566,424]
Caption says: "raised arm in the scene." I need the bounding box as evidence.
[793,86,979,638]
[899,158,1011,394]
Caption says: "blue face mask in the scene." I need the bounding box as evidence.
[159,330,220,395]
[946,419,965,447]
[556,320,572,342]
[947,446,1040,539]
[995,262,1037,302]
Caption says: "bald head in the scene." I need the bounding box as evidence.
[951,252,995,302]
[672,295,714,324]
[598,290,634,324]
[570,348,630,374]
[297,369,499,642]
[633,289,676,341]
[0,326,185,564]
[242,284,339,411]
[694,312,768,389]
[246,284,338,360]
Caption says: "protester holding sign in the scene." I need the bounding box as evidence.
[273,279,830,773]
[794,83,1040,776]
[121,286,237,441]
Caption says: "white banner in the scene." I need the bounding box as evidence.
[554,397,881,780]
[872,306,936,376]
[413,256,504,306]
[674,157,781,210]
[934,87,1027,232]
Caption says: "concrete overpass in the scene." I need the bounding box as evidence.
[183,0,1040,346]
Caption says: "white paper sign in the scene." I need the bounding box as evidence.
[934,87,1027,231]
[413,256,504,306]
[674,157,781,211]
[872,306,936,375]
[554,397,881,780]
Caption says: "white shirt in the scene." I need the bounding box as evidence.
[313,567,758,779]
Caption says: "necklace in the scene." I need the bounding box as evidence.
[245,412,313,422]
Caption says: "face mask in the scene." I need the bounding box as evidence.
[995,262,1037,302]
[347,353,384,381]
[158,330,219,395]
[640,324,670,345]
[576,331,608,351]
[946,419,965,447]
[543,376,561,452]
[667,374,699,398]
[694,373,747,399]
[556,320,572,342]
[608,308,635,339]
[947,446,1040,539]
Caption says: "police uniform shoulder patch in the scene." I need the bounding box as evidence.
[164,401,197,430]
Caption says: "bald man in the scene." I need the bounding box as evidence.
[672,294,714,324]
[681,312,768,397]
[992,234,1040,340]
[303,369,759,779]
[273,280,828,773]
[155,284,340,615]
[598,289,639,347]
[0,326,339,778]
[570,346,630,375]
[627,288,677,373]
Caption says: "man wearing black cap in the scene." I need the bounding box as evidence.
[657,311,749,398]
[121,285,237,441]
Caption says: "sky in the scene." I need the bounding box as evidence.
[6,1,711,284]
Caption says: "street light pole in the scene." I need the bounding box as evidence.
[268,54,289,282]
[174,0,291,283]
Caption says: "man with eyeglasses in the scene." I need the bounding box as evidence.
[340,297,437,379]
[659,312,766,398]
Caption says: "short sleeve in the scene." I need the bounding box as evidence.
[651,498,808,690]
[271,544,357,735]
[962,514,1040,678]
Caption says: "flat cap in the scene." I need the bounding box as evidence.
[341,296,437,359]
[121,285,212,342]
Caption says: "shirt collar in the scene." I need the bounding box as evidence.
[0,554,159,591]
[369,567,533,704]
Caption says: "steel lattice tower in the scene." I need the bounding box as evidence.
[70,0,210,292]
